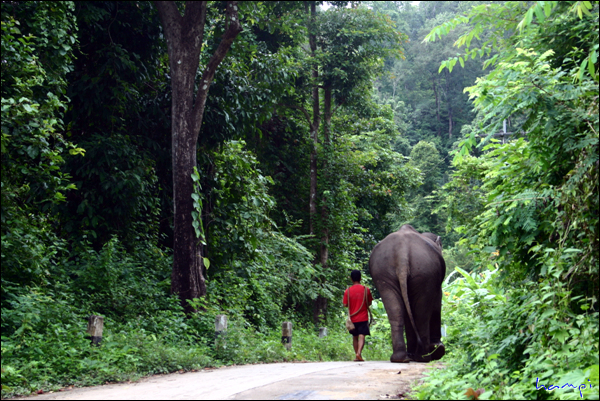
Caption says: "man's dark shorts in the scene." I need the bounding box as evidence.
[349,321,370,336]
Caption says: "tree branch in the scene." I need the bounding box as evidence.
[154,1,183,61]
[182,1,207,53]
[332,96,346,116]
[192,1,242,133]
[278,103,312,126]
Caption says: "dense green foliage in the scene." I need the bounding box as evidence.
[1,1,598,399]
[415,1,599,399]
[0,236,393,396]
[370,1,491,250]
[56,1,168,249]
[1,2,80,292]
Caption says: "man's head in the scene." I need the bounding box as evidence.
[351,270,361,283]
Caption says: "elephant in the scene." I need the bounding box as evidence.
[369,224,446,363]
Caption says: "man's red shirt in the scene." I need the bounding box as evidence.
[343,284,373,323]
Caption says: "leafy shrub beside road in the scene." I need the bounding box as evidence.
[414,267,599,399]
[0,237,394,398]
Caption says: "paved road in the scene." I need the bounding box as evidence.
[20,361,436,400]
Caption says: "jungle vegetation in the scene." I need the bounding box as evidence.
[1,1,598,399]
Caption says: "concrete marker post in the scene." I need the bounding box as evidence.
[87,315,104,346]
[281,321,292,349]
[215,315,228,353]
[215,314,227,340]
[215,314,227,336]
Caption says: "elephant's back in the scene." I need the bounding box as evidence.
[369,231,407,276]
[369,229,444,277]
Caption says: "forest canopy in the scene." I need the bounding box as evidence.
[1,1,598,399]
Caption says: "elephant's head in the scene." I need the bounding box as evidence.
[421,232,442,252]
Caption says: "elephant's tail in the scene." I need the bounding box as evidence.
[397,250,423,353]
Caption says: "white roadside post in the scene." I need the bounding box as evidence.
[87,315,104,346]
[282,321,292,349]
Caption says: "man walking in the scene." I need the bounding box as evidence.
[343,270,373,361]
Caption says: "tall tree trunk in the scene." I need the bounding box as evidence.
[319,87,332,269]
[307,1,319,237]
[155,1,242,313]
[433,79,440,136]
[323,87,332,145]
[448,105,453,138]
[304,1,327,324]
[314,86,332,324]
[320,86,331,268]
[171,122,205,309]
[445,70,453,138]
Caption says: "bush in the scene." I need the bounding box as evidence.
[413,266,599,400]
[1,301,397,398]
[67,236,173,323]
[0,279,212,398]
[209,316,393,365]
[1,233,397,399]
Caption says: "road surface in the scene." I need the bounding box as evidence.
[18,361,437,400]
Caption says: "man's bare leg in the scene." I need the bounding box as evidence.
[352,335,359,357]
[357,334,365,360]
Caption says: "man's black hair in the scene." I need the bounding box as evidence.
[351,270,361,282]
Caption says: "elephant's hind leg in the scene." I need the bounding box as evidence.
[429,342,445,361]
[405,317,418,360]
[378,284,410,363]
[428,293,445,361]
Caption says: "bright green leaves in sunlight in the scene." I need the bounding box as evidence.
[1,2,80,207]
[418,259,599,399]
[315,6,408,102]
[425,1,598,82]
[415,1,599,399]
[191,167,207,247]
[2,2,79,291]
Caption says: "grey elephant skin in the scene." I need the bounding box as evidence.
[369,224,446,362]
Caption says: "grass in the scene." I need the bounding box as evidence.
[1,315,395,398]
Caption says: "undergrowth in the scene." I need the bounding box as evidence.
[412,266,599,400]
[1,309,394,398]
[0,238,394,398]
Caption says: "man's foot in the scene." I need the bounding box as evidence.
[354,355,364,362]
